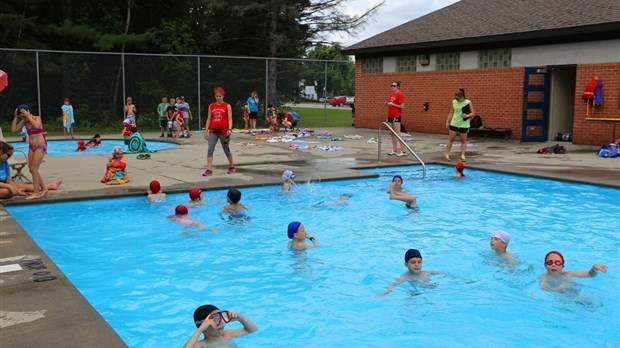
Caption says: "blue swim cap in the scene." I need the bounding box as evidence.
[287,221,302,239]
[405,249,422,262]
[17,104,31,113]
[392,175,403,183]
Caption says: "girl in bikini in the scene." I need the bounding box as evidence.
[11,104,48,199]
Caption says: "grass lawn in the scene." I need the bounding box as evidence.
[282,107,354,128]
[0,106,353,137]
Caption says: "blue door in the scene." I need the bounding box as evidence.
[521,68,550,142]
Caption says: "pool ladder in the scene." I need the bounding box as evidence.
[378,122,426,178]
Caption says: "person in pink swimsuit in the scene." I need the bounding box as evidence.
[11,104,48,200]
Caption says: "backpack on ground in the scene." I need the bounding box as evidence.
[470,115,482,129]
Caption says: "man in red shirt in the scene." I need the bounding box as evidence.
[385,81,406,156]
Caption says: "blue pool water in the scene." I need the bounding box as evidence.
[6,165,619,347]
[8,139,178,155]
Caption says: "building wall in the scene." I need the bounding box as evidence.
[354,61,620,145]
[512,39,620,67]
[354,63,525,139]
[572,62,620,145]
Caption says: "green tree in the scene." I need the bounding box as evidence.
[303,44,354,98]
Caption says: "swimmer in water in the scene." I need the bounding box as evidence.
[281,170,295,191]
[386,175,418,209]
[183,304,258,348]
[378,249,439,297]
[490,230,513,261]
[170,205,206,230]
[223,188,246,214]
[453,161,465,178]
[287,221,319,250]
[538,250,607,292]
[147,180,166,202]
[187,187,204,206]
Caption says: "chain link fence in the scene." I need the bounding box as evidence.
[1,48,354,132]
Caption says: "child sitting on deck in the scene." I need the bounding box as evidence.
[100,146,129,185]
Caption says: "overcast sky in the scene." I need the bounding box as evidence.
[335,0,460,48]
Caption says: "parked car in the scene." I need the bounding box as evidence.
[346,96,355,104]
[330,96,347,107]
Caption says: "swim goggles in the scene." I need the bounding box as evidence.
[545,260,563,266]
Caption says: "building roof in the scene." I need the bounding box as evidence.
[343,0,620,56]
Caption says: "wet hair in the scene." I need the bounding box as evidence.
[94,133,100,138]
[0,141,15,153]
[227,188,241,203]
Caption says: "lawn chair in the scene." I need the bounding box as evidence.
[8,148,31,183]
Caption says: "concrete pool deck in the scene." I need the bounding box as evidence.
[1,127,618,347]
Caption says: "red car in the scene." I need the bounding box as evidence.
[329,96,347,107]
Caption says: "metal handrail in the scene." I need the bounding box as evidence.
[378,122,426,178]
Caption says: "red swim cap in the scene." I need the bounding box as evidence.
[455,162,465,173]
[545,250,564,265]
[175,205,188,216]
[189,188,202,201]
[149,180,161,193]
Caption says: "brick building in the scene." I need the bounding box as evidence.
[343,0,620,145]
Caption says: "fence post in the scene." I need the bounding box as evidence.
[265,58,269,112]
[36,51,42,116]
[323,61,328,126]
[197,56,201,128]
[121,53,126,104]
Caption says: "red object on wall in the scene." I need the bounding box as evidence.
[0,70,8,92]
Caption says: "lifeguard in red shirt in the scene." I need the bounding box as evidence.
[385,80,406,157]
[202,87,236,176]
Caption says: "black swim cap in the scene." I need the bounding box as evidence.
[194,304,219,327]
[404,249,422,262]
[227,189,241,203]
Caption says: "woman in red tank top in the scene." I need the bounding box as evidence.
[203,87,236,176]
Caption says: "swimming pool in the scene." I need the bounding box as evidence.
[8,139,178,156]
[6,165,619,347]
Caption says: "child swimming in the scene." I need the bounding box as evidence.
[386,175,418,209]
[454,161,465,178]
[147,180,166,202]
[378,249,439,297]
[538,250,607,292]
[490,230,513,261]
[287,221,319,250]
[223,189,246,214]
[281,170,295,191]
[170,205,207,230]
[188,187,204,206]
